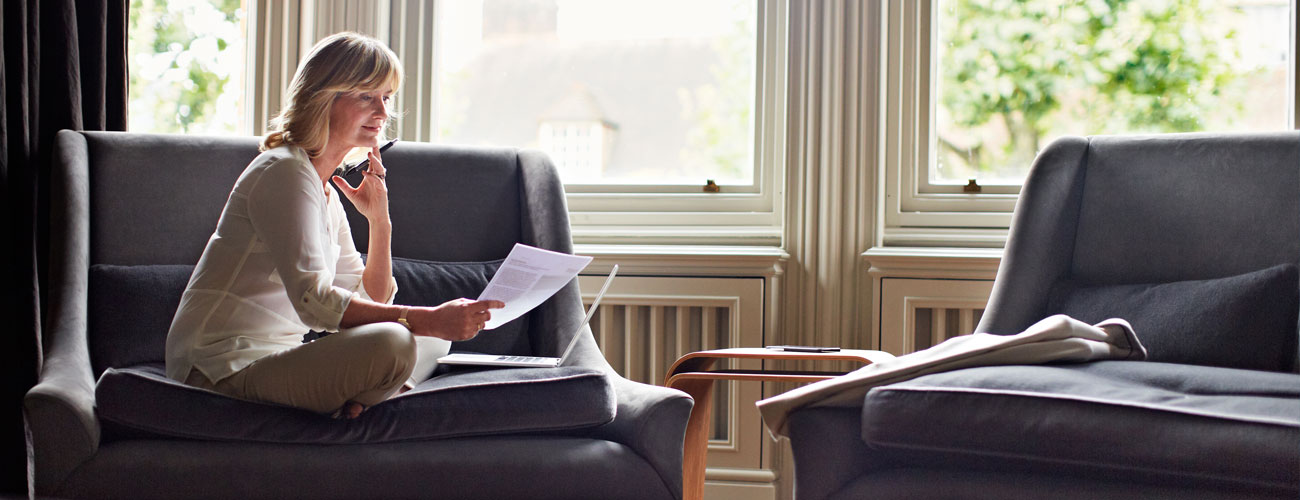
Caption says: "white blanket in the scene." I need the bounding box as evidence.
[757,315,1147,438]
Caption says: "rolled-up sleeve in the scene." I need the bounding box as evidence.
[246,160,355,332]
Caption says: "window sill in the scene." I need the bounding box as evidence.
[879,226,1010,248]
[862,246,1004,280]
[575,243,789,278]
[572,225,783,247]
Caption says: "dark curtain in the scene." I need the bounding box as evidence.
[0,0,127,494]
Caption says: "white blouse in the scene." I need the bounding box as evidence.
[164,145,397,383]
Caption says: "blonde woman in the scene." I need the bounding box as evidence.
[165,32,502,419]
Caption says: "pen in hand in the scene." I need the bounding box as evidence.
[338,139,398,177]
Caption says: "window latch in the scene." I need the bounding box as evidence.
[703,180,720,193]
[963,179,982,193]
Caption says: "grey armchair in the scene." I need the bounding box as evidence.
[786,132,1300,499]
[25,130,692,499]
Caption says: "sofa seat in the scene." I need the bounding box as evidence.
[860,362,1299,493]
[59,436,668,500]
[825,468,1285,500]
[787,362,1299,500]
[96,363,616,444]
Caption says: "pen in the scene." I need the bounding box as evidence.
[341,139,398,177]
[765,345,841,353]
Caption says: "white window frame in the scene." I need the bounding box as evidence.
[248,0,788,246]
[879,0,1300,247]
[526,0,787,246]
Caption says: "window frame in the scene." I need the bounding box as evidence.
[423,0,789,243]
[879,0,1300,247]
[552,0,786,242]
[245,0,787,246]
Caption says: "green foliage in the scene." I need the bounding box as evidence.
[128,0,245,134]
[681,0,756,184]
[939,0,1245,176]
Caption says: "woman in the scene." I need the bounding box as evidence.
[164,32,502,419]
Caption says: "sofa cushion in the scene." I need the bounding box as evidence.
[1048,263,1299,372]
[860,361,1300,488]
[391,256,532,356]
[88,264,194,376]
[96,363,615,443]
[87,257,532,376]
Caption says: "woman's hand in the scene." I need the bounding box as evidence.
[331,145,390,223]
[406,299,506,341]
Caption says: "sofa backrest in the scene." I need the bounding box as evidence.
[68,131,571,375]
[1070,132,1299,284]
[83,132,528,265]
[978,131,1300,372]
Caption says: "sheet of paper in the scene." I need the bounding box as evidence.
[477,243,593,330]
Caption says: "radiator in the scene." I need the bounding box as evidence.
[911,305,985,350]
[589,303,734,439]
[878,278,994,354]
[578,274,768,475]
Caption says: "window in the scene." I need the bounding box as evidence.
[154,0,786,244]
[882,0,1297,245]
[421,0,786,243]
[127,0,248,135]
[433,0,757,187]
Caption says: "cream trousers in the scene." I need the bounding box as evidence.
[187,322,417,414]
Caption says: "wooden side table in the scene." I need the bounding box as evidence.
[665,348,892,500]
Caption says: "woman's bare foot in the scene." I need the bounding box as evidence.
[333,401,366,420]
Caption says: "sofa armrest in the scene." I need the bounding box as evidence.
[25,130,100,495]
[25,355,99,494]
[786,404,886,500]
[592,375,694,500]
[976,136,1089,335]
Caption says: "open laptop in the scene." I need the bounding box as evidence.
[436,265,618,368]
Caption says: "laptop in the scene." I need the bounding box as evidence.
[436,265,618,368]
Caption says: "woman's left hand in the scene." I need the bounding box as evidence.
[331,145,390,222]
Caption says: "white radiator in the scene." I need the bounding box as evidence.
[577,274,773,488]
[878,278,993,354]
[911,305,985,350]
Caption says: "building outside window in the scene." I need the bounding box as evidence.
[433,0,758,188]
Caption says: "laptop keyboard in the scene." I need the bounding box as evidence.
[498,356,547,363]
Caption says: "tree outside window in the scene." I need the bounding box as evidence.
[128,0,246,134]
[936,0,1289,184]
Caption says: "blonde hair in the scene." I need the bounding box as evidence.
[261,32,403,156]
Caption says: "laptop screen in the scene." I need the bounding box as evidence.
[558,264,618,362]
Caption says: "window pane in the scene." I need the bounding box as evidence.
[935,0,1290,185]
[435,0,757,185]
[128,0,247,134]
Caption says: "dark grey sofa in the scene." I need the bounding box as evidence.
[25,130,693,499]
[786,132,1300,500]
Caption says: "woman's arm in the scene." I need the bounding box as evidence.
[360,218,395,301]
[333,146,395,301]
[340,296,505,341]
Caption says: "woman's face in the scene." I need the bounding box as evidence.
[328,88,393,150]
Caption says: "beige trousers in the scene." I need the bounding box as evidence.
[187,322,417,414]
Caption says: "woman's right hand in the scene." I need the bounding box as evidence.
[406,298,506,341]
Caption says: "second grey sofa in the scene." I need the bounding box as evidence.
[785,132,1300,500]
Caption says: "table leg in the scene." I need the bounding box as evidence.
[668,377,716,500]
